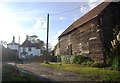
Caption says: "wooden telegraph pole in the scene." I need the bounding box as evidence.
[46,14,49,56]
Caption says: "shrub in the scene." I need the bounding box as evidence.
[61,56,66,63]
[105,56,112,67]
[57,55,61,62]
[70,56,75,64]
[61,55,74,64]
[60,55,92,64]
[81,61,94,67]
[43,60,49,64]
[91,61,104,68]
[111,57,119,70]
[73,55,92,64]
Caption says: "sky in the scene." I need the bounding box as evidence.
[0,0,104,48]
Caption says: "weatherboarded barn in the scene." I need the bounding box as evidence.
[58,2,120,61]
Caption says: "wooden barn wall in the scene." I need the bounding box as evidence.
[59,2,120,61]
[59,17,104,61]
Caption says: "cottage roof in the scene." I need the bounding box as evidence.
[21,38,40,49]
[7,43,20,45]
[7,36,20,45]
[59,2,110,38]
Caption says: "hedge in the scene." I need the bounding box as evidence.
[59,55,92,64]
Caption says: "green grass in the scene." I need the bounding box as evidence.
[40,62,120,81]
[2,64,40,81]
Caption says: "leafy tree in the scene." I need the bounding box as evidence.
[27,35,52,56]
[0,40,7,48]
[110,26,120,70]
[42,43,52,56]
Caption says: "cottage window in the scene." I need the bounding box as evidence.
[28,47,31,51]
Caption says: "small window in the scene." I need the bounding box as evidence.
[28,47,31,51]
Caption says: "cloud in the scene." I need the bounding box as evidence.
[54,29,64,39]
[0,4,30,44]
[59,17,65,20]
[50,29,64,49]
[14,10,52,15]
[31,17,47,35]
[88,0,103,10]
[80,0,104,14]
[80,5,89,14]
[13,15,35,23]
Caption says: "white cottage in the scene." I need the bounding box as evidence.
[19,36,41,59]
[7,36,20,51]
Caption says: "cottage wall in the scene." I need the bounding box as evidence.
[7,44,19,51]
[19,47,41,59]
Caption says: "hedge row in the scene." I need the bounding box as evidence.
[57,55,107,68]
[58,55,92,64]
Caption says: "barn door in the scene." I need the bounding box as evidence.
[69,44,72,55]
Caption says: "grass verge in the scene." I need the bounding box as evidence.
[2,64,40,81]
[40,62,120,81]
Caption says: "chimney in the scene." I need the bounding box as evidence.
[12,36,15,44]
[18,36,20,44]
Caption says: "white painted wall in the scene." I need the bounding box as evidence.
[19,47,41,58]
[7,44,19,50]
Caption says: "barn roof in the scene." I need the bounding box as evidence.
[59,2,110,38]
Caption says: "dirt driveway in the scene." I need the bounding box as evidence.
[16,63,93,81]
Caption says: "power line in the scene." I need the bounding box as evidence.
[49,2,97,16]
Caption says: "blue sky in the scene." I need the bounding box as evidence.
[0,0,103,48]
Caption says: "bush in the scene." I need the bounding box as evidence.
[91,61,104,68]
[105,56,112,67]
[61,55,71,64]
[111,57,119,70]
[57,55,61,62]
[43,60,49,64]
[60,55,92,64]
[73,55,92,64]
[70,56,75,64]
[81,61,94,67]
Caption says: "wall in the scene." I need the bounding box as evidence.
[59,17,103,61]
[19,47,41,59]
[7,44,19,51]
[58,2,120,61]
[54,44,60,56]
[2,48,17,62]
[101,2,120,56]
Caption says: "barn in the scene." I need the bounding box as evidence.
[58,2,120,61]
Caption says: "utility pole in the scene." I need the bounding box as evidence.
[46,14,49,56]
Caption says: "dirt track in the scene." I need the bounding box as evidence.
[16,63,93,81]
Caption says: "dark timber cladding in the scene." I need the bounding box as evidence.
[58,2,120,61]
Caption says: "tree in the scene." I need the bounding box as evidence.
[37,39,45,50]
[42,43,52,56]
[0,40,7,48]
[110,26,120,70]
[27,35,52,56]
